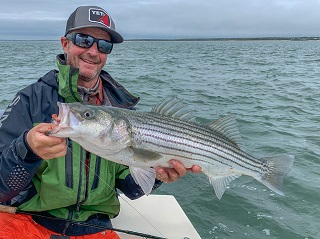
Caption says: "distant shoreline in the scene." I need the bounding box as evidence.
[126,37,320,41]
[0,37,319,41]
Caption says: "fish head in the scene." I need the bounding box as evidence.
[48,102,114,139]
[48,102,131,153]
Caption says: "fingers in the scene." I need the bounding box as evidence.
[155,160,202,183]
[155,167,180,183]
[188,165,202,174]
[155,168,167,182]
[26,123,67,160]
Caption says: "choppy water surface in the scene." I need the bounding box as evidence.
[1,40,320,239]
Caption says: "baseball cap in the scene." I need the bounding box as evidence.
[65,6,123,43]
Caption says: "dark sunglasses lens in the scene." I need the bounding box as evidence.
[98,40,113,54]
[69,33,113,54]
[75,34,94,48]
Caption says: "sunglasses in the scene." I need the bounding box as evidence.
[66,32,113,54]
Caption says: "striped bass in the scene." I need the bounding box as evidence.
[48,97,294,199]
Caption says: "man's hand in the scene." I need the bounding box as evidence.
[154,160,202,183]
[26,123,67,160]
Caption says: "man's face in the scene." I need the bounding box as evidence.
[61,27,111,86]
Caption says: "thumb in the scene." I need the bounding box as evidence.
[33,123,57,134]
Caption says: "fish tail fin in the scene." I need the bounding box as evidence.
[257,154,294,195]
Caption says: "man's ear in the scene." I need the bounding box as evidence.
[60,36,69,54]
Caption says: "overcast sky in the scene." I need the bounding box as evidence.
[1,0,320,40]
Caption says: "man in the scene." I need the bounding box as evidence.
[0,5,201,239]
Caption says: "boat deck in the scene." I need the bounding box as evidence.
[112,194,201,239]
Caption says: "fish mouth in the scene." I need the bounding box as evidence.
[47,102,81,137]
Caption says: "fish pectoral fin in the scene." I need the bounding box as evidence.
[129,167,156,195]
[130,147,163,162]
[208,174,241,199]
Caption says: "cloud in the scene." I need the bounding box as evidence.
[0,19,65,40]
[117,0,320,38]
[1,0,320,40]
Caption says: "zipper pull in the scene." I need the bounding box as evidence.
[75,205,80,219]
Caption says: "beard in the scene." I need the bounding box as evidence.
[78,70,100,82]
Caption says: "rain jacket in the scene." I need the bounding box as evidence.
[0,54,161,236]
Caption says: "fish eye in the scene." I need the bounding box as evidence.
[83,110,93,118]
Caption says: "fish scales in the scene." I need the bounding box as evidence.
[120,111,263,174]
[48,96,294,199]
[130,112,256,162]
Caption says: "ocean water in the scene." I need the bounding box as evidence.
[1,39,320,239]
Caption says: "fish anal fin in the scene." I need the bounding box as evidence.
[207,115,243,148]
[208,174,241,199]
[129,167,156,195]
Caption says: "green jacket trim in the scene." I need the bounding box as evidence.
[56,55,82,103]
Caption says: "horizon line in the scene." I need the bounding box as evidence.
[0,36,319,41]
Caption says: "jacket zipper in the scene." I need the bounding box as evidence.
[61,139,74,234]
[92,156,101,190]
[81,151,90,204]
[75,149,90,219]
[75,148,84,219]
[61,209,74,235]
[65,138,73,189]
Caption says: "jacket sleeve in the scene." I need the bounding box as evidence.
[0,89,45,202]
[115,164,162,200]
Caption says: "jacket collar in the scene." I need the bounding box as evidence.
[53,54,139,109]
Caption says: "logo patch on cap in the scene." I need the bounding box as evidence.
[89,8,111,27]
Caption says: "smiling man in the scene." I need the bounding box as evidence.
[0,5,201,239]
[63,28,110,87]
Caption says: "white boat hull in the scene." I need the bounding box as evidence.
[112,194,201,239]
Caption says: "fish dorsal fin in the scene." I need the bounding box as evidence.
[152,96,195,122]
[207,115,243,148]
[208,174,241,199]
